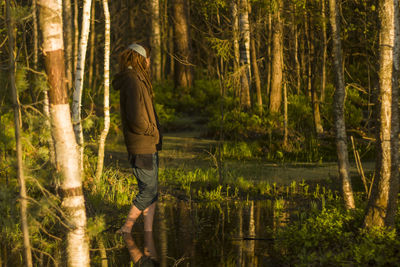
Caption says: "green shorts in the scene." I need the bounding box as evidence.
[130,153,159,211]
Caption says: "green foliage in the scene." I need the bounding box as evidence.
[274,206,400,266]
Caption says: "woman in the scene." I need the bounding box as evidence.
[113,43,162,233]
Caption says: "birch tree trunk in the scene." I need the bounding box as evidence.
[6,2,33,266]
[239,0,251,110]
[269,0,283,113]
[328,0,355,210]
[150,0,162,81]
[292,3,301,95]
[72,0,92,170]
[95,0,111,182]
[364,0,399,228]
[38,0,90,265]
[172,0,193,89]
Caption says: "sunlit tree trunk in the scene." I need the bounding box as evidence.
[172,0,193,89]
[364,0,399,228]
[6,2,33,266]
[150,0,162,81]
[63,0,73,92]
[87,0,95,91]
[266,12,272,98]
[239,0,251,109]
[231,0,240,98]
[72,0,92,170]
[38,0,90,265]
[328,0,355,210]
[269,0,283,113]
[249,2,262,114]
[95,0,111,182]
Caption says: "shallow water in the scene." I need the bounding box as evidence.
[96,199,301,266]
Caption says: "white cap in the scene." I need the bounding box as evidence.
[128,43,147,58]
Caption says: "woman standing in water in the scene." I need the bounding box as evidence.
[113,43,162,233]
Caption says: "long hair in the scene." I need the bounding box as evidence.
[118,45,153,95]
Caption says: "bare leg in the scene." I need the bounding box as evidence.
[118,204,142,233]
[143,202,156,231]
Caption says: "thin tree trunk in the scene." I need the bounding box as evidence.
[150,0,162,81]
[73,0,79,72]
[292,3,300,94]
[269,0,283,113]
[63,0,73,92]
[231,0,240,98]
[320,0,327,102]
[72,0,93,170]
[364,0,399,228]
[87,0,95,91]
[283,78,288,147]
[95,0,111,182]
[266,11,272,99]
[239,0,251,109]
[249,2,262,114]
[328,0,355,210]
[172,0,193,89]
[38,0,90,265]
[6,2,33,266]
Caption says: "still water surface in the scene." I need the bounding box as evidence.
[96,199,299,266]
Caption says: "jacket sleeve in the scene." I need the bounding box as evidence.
[125,75,157,136]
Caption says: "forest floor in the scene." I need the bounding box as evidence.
[102,124,375,190]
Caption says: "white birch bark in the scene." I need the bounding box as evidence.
[239,0,251,109]
[95,0,111,182]
[328,0,355,210]
[364,0,399,227]
[6,1,33,266]
[72,0,93,169]
[38,0,90,265]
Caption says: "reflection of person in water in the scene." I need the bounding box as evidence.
[122,231,159,266]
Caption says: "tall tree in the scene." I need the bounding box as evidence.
[320,0,327,102]
[6,1,33,266]
[364,0,399,228]
[239,0,251,109]
[72,0,93,168]
[172,0,193,89]
[231,0,240,98]
[95,0,111,182]
[269,0,283,113]
[150,0,162,81]
[38,0,90,265]
[329,0,355,210]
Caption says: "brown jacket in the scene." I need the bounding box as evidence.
[113,69,161,154]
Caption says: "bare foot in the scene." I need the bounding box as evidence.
[116,224,132,234]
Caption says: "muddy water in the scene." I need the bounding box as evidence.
[100,199,300,266]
